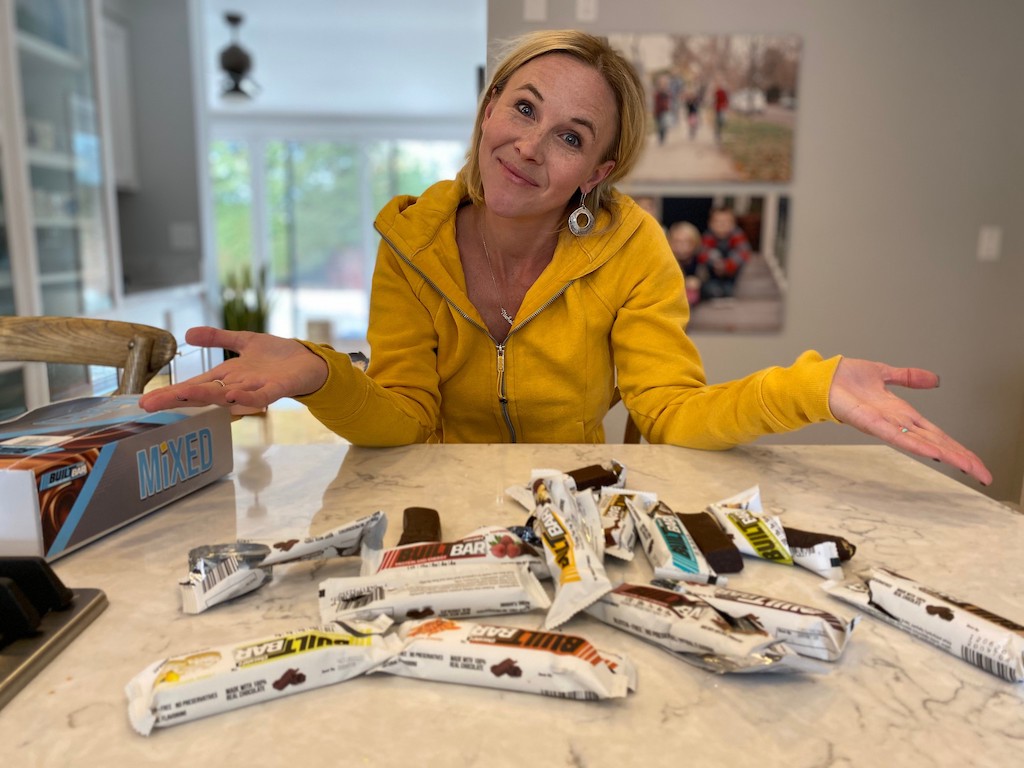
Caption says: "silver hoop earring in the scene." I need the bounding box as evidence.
[568,192,595,236]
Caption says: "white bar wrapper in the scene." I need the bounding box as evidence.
[259,510,388,566]
[504,467,564,511]
[628,499,724,585]
[822,566,1024,682]
[377,618,636,700]
[586,583,822,674]
[783,526,856,582]
[360,525,548,579]
[178,511,388,614]
[531,478,613,629]
[318,563,551,624]
[572,488,606,560]
[599,489,656,562]
[536,470,606,561]
[707,486,794,565]
[179,559,273,615]
[656,579,858,661]
[707,487,848,579]
[179,543,273,615]
[504,462,627,512]
[125,617,401,735]
[787,540,844,580]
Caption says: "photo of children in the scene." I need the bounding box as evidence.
[699,205,752,300]
[635,193,789,333]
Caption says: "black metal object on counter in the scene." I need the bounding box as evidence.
[0,557,107,710]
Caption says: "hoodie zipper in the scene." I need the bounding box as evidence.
[377,229,574,443]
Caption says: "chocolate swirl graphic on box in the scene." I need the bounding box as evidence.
[28,448,102,549]
[27,421,166,550]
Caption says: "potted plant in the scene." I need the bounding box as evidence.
[220,265,271,357]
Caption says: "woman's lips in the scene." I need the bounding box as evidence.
[498,158,537,186]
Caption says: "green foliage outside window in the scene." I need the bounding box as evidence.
[210,137,466,338]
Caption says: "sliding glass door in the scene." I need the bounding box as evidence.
[210,137,465,346]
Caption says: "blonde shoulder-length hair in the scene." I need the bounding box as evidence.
[462,30,648,224]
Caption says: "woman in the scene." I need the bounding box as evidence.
[139,30,991,485]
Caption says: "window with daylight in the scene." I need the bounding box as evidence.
[210,137,467,347]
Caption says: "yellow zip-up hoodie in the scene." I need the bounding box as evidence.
[298,177,840,446]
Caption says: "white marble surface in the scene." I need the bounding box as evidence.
[2,441,1022,767]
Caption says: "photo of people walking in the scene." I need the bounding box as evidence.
[611,33,801,183]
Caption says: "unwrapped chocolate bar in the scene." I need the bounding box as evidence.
[675,511,743,574]
[397,507,442,546]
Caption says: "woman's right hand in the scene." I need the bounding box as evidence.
[137,326,329,413]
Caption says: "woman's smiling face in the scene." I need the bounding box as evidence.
[478,53,618,226]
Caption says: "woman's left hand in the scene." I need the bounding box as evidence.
[828,357,992,485]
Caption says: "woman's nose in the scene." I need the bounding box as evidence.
[514,127,544,160]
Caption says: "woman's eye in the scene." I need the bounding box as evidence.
[563,133,581,148]
[515,101,534,117]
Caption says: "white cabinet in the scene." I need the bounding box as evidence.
[100,13,137,190]
[0,0,121,414]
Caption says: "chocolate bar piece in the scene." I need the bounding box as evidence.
[272,668,307,690]
[490,658,523,678]
[405,607,435,620]
[782,526,856,561]
[675,512,744,574]
[566,463,619,491]
[397,507,442,546]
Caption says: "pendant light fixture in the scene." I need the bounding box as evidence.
[219,12,258,100]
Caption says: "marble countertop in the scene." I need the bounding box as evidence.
[2,441,1022,767]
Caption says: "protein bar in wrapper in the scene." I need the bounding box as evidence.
[586,583,822,674]
[361,525,548,579]
[708,487,851,580]
[629,499,725,585]
[318,563,551,624]
[536,470,608,555]
[260,510,388,565]
[377,618,635,700]
[504,461,626,511]
[531,477,613,629]
[180,511,388,614]
[179,542,273,615]
[654,579,858,661]
[822,566,1024,682]
[707,486,793,566]
[599,489,656,562]
[125,617,401,735]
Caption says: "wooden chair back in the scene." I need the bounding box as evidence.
[611,388,642,444]
[0,316,177,395]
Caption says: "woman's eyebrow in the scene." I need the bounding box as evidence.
[515,82,546,103]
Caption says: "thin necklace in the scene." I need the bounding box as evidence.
[480,227,514,326]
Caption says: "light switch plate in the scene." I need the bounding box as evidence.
[977,225,1002,262]
[576,0,598,22]
[524,0,547,22]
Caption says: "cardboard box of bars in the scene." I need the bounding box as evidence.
[0,396,233,560]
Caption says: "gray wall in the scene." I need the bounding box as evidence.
[489,0,1024,502]
[103,0,202,292]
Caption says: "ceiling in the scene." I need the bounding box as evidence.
[200,0,487,117]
